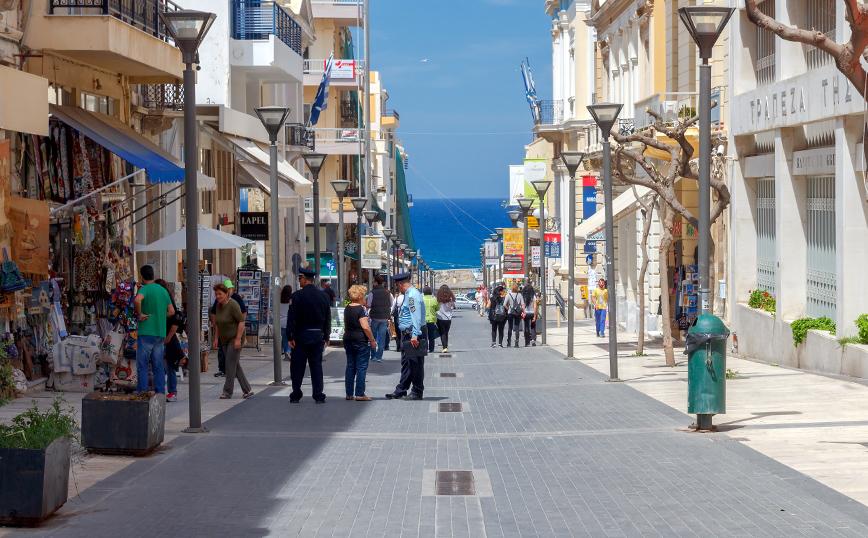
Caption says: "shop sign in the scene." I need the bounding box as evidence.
[544,233,561,258]
[503,254,524,275]
[587,230,605,241]
[503,228,524,254]
[792,147,836,176]
[361,236,381,269]
[531,246,540,268]
[239,212,268,241]
[584,240,597,254]
[332,60,356,79]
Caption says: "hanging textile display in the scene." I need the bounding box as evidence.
[8,197,50,276]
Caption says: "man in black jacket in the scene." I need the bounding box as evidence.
[366,275,393,362]
[287,267,331,403]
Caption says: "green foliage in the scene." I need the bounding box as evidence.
[0,363,15,404]
[856,314,868,345]
[748,289,776,313]
[0,397,79,450]
[632,351,647,357]
[837,336,861,348]
[726,369,739,379]
[791,316,836,347]
[678,105,697,119]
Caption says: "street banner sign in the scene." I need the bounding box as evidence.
[544,233,561,258]
[239,212,268,241]
[503,254,524,275]
[531,246,540,268]
[503,228,523,254]
[361,236,381,269]
[485,241,499,265]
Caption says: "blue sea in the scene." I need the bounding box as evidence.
[408,198,512,271]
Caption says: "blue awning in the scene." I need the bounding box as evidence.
[49,104,184,184]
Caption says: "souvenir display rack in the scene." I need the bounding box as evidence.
[258,271,272,343]
[236,266,262,351]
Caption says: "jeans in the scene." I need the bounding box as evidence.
[344,340,370,397]
[221,341,252,397]
[163,357,177,394]
[595,308,607,336]
[436,319,452,349]
[281,327,290,354]
[370,319,390,361]
[522,315,533,345]
[136,335,166,394]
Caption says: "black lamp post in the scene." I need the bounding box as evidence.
[254,105,291,387]
[679,6,734,318]
[407,250,417,285]
[516,197,534,283]
[494,228,504,283]
[363,209,379,286]
[159,9,216,434]
[480,247,486,291]
[382,228,393,287]
[351,197,367,283]
[588,102,623,382]
[559,151,585,362]
[302,153,328,283]
[531,179,553,345]
[331,180,351,301]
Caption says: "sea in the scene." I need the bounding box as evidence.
[408,198,512,271]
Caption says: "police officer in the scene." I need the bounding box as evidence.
[287,267,331,404]
[386,272,427,401]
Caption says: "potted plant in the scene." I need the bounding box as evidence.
[0,397,78,526]
[81,391,165,456]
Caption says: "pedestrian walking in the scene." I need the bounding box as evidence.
[280,285,292,361]
[133,265,174,395]
[592,278,608,338]
[489,284,507,348]
[212,283,253,400]
[436,285,455,352]
[211,280,247,378]
[366,275,393,362]
[321,279,337,306]
[521,284,537,347]
[531,293,540,346]
[476,285,486,317]
[155,279,184,402]
[344,285,376,401]
[422,286,439,353]
[505,283,524,348]
[391,289,404,352]
[287,267,331,403]
[385,272,426,401]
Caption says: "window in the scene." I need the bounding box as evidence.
[807,1,835,70]
[755,0,775,86]
[755,179,776,295]
[80,92,114,115]
[806,176,836,321]
[201,191,214,214]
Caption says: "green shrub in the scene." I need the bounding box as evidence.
[0,397,79,450]
[0,363,15,404]
[838,336,861,348]
[857,314,868,345]
[748,289,776,313]
[791,316,836,347]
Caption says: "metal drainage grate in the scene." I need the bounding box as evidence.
[435,471,475,495]
[439,354,453,358]
[506,367,533,370]
[439,402,462,412]
[710,437,749,442]
[440,373,457,378]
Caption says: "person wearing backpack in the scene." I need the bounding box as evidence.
[504,283,524,348]
[488,285,508,348]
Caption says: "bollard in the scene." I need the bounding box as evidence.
[557,307,561,328]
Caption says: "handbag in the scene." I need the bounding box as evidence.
[0,247,26,293]
[101,326,124,365]
[388,319,396,339]
[110,356,137,387]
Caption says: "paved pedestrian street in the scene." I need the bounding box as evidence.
[6,311,868,538]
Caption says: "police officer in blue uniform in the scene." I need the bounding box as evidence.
[286,267,331,404]
[386,272,427,400]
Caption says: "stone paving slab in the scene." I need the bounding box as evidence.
[3,310,868,537]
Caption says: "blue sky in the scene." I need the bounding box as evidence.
[367,0,553,199]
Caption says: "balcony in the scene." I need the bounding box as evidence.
[308,128,365,155]
[311,0,365,27]
[340,100,359,123]
[382,109,399,129]
[303,59,365,88]
[25,0,184,82]
[535,100,564,126]
[634,90,726,133]
[229,0,303,83]
[136,83,184,111]
[286,123,316,150]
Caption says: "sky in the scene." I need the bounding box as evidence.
[367,0,553,200]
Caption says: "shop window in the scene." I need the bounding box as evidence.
[806,176,836,321]
[755,0,776,87]
[755,179,776,296]
[201,191,214,215]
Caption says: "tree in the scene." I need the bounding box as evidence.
[635,188,659,357]
[745,0,868,99]
[610,109,731,366]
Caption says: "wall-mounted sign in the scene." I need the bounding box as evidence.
[332,59,356,79]
[544,233,561,258]
[531,246,540,268]
[792,146,836,176]
[239,212,268,241]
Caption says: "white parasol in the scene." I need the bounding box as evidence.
[136,225,254,252]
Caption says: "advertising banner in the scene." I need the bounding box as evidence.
[582,175,597,221]
[544,233,561,258]
[503,254,524,275]
[502,228,524,254]
[484,241,500,265]
[361,236,381,269]
[531,246,540,268]
[523,159,546,208]
[509,165,525,205]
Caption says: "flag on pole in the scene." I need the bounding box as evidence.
[521,61,539,123]
[308,53,334,127]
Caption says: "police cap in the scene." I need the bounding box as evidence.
[298,267,316,278]
[393,272,411,283]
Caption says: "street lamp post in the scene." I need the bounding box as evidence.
[559,151,585,363]
[532,180,553,345]
[351,197,367,284]
[516,198,534,284]
[331,180,351,303]
[679,6,734,316]
[302,153,328,284]
[489,233,499,286]
[254,106,291,387]
[480,247,486,291]
[588,102,624,382]
[391,236,401,277]
[494,228,504,283]
[407,250,417,285]
[363,209,379,286]
[160,9,216,434]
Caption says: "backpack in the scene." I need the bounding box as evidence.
[509,293,522,316]
[493,301,506,322]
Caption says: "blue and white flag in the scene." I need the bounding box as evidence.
[308,53,334,127]
[521,60,539,123]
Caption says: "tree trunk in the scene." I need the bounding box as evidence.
[659,206,676,367]
[636,200,656,356]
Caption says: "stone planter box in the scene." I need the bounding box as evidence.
[0,437,71,526]
[81,392,166,456]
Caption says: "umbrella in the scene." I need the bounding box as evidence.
[136,225,254,252]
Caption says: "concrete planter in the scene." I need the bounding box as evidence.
[0,437,71,526]
[842,343,868,378]
[81,392,166,456]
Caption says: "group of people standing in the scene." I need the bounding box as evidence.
[486,282,538,348]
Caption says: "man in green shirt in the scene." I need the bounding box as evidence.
[133,265,175,394]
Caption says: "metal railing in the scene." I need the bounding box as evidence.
[49,0,182,43]
[309,127,365,143]
[340,101,358,122]
[286,123,315,149]
[137,83,184,111]
[618,118,634,137]
[554,289,567,319]
[633,92,698,131]
[383,109,399,121]
[535,100,564,125]
[311,0,362,5]
[755,0,776,86]
[231,0,302,56]
[303,59,365,74]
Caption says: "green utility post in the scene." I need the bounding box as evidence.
[686,314,731,431]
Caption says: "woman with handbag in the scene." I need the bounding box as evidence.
[435,285,455,353]
[344,285,377,401]
[156,279,183,402]
[504,283,524,348]
[488,285,507,348]
[422,286,439,353]
[521,284,537,347]
[212,283,253,400]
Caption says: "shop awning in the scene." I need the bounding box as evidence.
[576,185,654,240]
[236,162,294,199]
[49,104,184,184]
[304,211,358,224]
[224,135,310,188]
[306,253,337,277]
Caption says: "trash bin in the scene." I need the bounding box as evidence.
[684,313,730,430]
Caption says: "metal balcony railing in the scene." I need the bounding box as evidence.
[49,0,182,43]
[310,128,364,143]
[303,59,365,75]
[340,101,358,122]
[286,123,315,150]
[311,0,362,5]
[535,100,563,125]
[633,92,698,131]
[137,83,184,111]
[231,0,302,56]
[383,109,399,121]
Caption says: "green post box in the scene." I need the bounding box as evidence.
[685,313,730,430]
